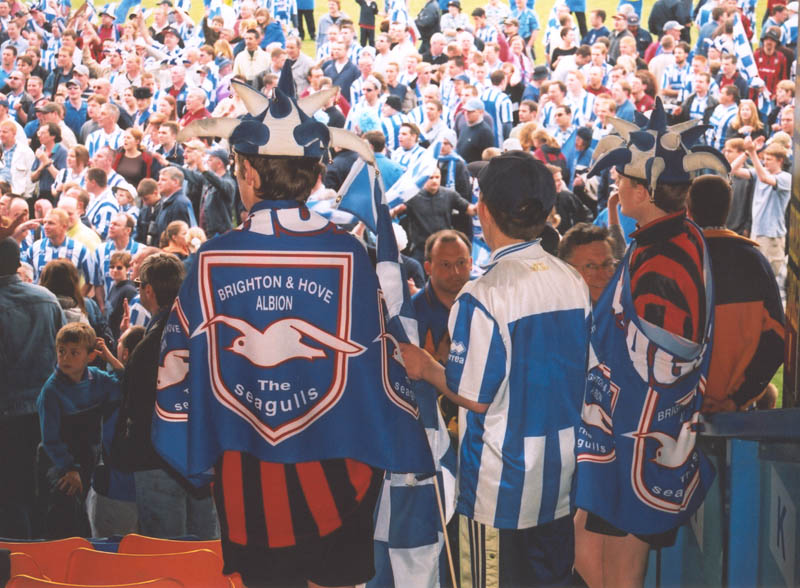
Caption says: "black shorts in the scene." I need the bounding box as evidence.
[584,512,678,549]
[222,471,383,588]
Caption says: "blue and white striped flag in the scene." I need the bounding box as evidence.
[733,12,759,81]
[384,143,441,209]
[336,159,419,344]
[337,157,458,588]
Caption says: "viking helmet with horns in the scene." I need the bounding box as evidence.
[178,64,374,164]
[587,97,730,193]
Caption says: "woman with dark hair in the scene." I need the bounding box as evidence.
[31,122,68,205]
[113,128,160,188]
[40,259,89,324]
[39,259,114,348]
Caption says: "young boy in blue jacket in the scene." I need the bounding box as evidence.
[37,322,124,538]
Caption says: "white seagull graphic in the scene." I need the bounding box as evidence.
[194,316,366,368]
[157,349,190,390]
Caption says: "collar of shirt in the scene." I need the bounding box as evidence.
[483,239,542,268]
[630,209,687,244]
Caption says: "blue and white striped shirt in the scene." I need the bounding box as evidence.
[565,91,596,128]
[86,126,124,158]
[707,103,738,150]
[474,25,497,45]
[381,112,409,152]
[445,240,591,529]
[687,93,712,121]
[390,142,426,169]
[23,236,94,284]
[480,87,513,148]
[86,190,120,241]
[661,61,691,102]
[128,294,151,327]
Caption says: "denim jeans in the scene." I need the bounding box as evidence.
[134,468,219,539]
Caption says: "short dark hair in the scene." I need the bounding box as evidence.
[86,167,108,188]
[558,223,612,261]
[688,174,731,227]
[721,85,739,101]
[119,325,146,354]
[400,122,420,137]
[490,69,505,86]
[139,252,185,308]
[235,153,322,202]
[424,229,471,261]
[41,121,61,142]
[138,177,158,198]
[364,130,386,152]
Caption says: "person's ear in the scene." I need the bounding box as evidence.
[423,259,432,276]
[242,158,261,191]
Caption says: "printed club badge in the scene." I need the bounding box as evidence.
[193,250,366,445]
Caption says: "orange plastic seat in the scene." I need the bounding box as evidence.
[64,547,229,588]
[118,534,223,558]
[0,538,93,582]
[7,575,184,588]
[9,552,47,579]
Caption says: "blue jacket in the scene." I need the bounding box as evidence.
[179,167,236,238]
[154,189,197,238]
[38,366,122,475]
[0,275,65,417]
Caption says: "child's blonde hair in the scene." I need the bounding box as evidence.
[55,322,95,352]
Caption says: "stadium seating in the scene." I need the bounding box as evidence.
[0,538,93,582]
[117,533,223,558]
[63,547,230,588]
[7,575,184,588]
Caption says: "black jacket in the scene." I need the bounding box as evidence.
[180,167,236,238]
[415,0,441,51]
[111,310,169,471]
[648,0,691,36]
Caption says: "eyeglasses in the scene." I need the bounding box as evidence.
[364,87,376,92]
[112,265,126,270]
[573,260,618,273]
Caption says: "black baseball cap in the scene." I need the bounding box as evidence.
[477,151,555,226]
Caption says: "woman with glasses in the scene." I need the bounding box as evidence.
[104,251,137,340]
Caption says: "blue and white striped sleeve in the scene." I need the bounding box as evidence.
[92,204,116,240]
[77,246,94,286]
[445,293,506,405]
[92,247,104,287]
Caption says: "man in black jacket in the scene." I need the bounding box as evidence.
[415,0,441,55]
[178,147,236,238]
[647,0,692,42]
[392,166,476,263]
[112,252,218,539]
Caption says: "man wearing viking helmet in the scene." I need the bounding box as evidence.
[572,98,730,587]
[150,66,433,587]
